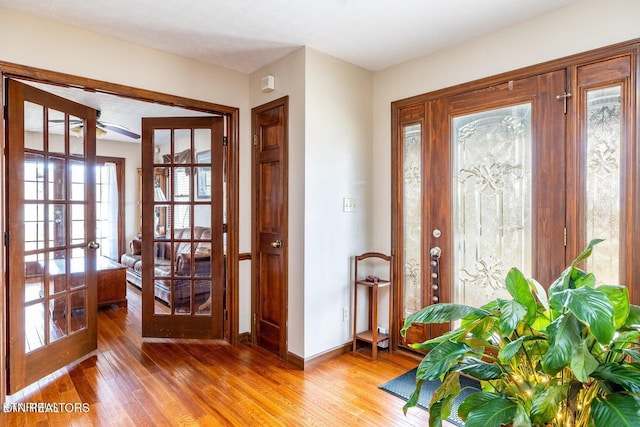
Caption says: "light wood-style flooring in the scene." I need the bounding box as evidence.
[3,284,452,426]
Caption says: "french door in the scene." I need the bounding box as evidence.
[141,116,225,338]
[393,51,637,347]
[5,78,97,393]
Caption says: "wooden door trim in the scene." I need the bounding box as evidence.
[391,40,640,352]
[0,61,241,400]
[0,76,5,403]
[391,39,640,107]
[251,96,289,360]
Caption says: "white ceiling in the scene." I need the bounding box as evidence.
[3,0,579,142]
[1,0,578,73]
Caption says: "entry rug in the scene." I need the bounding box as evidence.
[379,368,480,426]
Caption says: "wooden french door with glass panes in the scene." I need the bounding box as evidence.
[6,78,97,393]
[393,52,637,348]
[141,116,225,338]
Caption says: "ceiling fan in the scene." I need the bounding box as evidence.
[50,110,140,140]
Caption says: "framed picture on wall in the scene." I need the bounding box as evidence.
[196,150,211,199]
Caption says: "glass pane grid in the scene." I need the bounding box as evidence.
[152,126,214,318]
[22,103,90,355]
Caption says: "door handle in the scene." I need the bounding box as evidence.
[430,246,441,303]
[430,246,441,259]
[271,239,282,249]
[87,241,100,250]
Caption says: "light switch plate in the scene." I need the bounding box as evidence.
[343,197,356,212]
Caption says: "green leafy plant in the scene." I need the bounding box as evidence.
[401,239,640,426]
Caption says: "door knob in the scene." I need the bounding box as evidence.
[87,241,100,250]
[271,239,282,248]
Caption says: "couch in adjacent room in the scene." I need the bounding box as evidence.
[120,226,212,307]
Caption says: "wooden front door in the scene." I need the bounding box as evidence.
[141,116,225,338]
[252,97,288,358]
[394,49,638,349]
[6,78,98,393]
[397,70,567,347]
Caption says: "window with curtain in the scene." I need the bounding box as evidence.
[172,167,191,229]
[27,157,124,261]
[95,162,119,260]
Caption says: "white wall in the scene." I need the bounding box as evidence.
[303,49,372,358]
[250,48,306,354]
[0,8,248,110]
[249,48,373,359]
[371,0,640,253]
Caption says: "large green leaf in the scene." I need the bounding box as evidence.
[573,271,596,289]
[550,286,615,344]
[612,330,640,349]
[498,300,527,336]
[410,328,468,351]
[570,341,599,383]
[530,384,569,425]
[402,378,423,415]
[416,340,473,381]
[513,403,532,427]
[530,308,552,331]
[624,304,640,328]
[454,357,503,380]
[571,238,605,268]
[464,314,498,338]
[590,393,640,426]
[427,372,460,427]
[458,392,517,427]
[401,304,490,336]
[505,268,537,323]
[548,265,572,297]
[598,284,630,328]
[426,398,449,427]
[591,363,640,393]
[548,239,603,296]
[541,313,581,375]
[528,277,549,312]
[498,336,525,363]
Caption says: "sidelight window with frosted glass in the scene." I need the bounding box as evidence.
[402,124,423,317]
[585,86,621,284]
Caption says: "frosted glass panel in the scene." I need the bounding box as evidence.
[585,86,621,284]
[453,104,532,308]
[402,124,422,317]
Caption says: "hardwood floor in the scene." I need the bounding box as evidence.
[2,284,450,426]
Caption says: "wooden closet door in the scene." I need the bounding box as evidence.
[252,97,288,359]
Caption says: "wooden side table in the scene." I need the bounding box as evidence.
[96,256,128,308]
[352,252,393,360]
[48,256,128,321]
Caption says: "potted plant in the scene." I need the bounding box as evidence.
[401,239,640,426]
